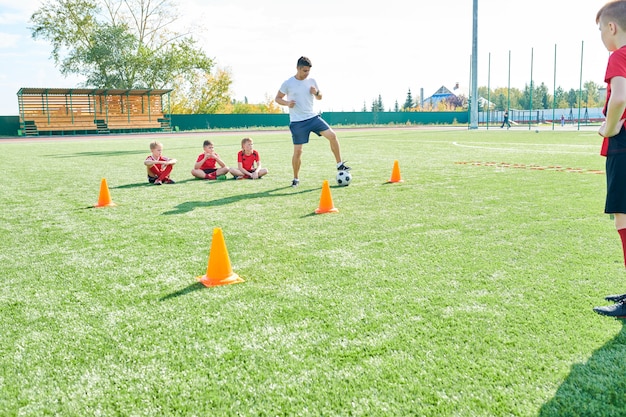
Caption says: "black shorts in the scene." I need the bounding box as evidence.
[203,168,217,174]
[605,127,626,213]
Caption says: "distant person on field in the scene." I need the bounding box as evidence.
[275,56,350,187]
[561,114,565,127]
[594,0,626,318]
[191,140,231,180]
[230,137,268,179]
[501,110,511,129]
[144,141,176,185]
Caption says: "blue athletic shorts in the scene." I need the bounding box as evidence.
[289,115,331,145]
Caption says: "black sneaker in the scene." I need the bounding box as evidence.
[593,301,626,318]
[337,162,351,171]
[291,179,299,187]
[605,293,626,303]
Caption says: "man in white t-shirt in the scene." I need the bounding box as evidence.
[275,56,350,187]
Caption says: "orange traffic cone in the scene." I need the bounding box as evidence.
[94,178,116,207]
[197,228,244,287]
[388,160,404,183]
[315,180,339,214]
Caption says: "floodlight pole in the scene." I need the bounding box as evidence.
[578,40,584,131]
[529,47,534,130]
[507,50,511,116]
[470,0,478,129]
[487,52,491,129]
[552,44,557,130]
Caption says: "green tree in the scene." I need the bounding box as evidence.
[584,80,601,108]
[567,88,578,108]
[554,86,567,108]
[508,88,524,110]
[228,95,282,114]
[371,95,384,112]
[519,83,550,110]
[169,68,232,114]
[30,0,215,90]
[536,82,550,109]
[493,92,507,111]
[403,89,414,110]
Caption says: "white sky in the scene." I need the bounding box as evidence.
[0,0,612,114]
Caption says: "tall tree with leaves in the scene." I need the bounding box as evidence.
[520,83,550,110]
[583,80,601,108]
[567,88,578,108]
[30,0,215,91]
[169,68,232,114]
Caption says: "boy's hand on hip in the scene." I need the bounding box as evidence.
[599,119,626,137]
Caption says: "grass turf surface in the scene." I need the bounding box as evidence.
[2,127,626,416]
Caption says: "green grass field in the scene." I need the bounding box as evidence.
[2,127,626,416]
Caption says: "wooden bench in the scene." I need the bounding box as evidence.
[21,111,167,133]
[28,115,98,131]
[106,114,165,130]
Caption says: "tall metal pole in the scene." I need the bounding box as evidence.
[470,0,478,129]
[468,55,472,129]
[529,47,534,130]
[552,44,557,130]
[487,52,491,129]
[507,50,511,117]
[578,40,584,131]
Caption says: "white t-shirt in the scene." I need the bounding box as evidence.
[279,76,319,122]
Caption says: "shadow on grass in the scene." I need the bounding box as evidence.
[538,319,626,416]
[109,182,150,189]
[49,150,146,158]
[110,178,196,189]
[159,281,205,301]
[162,186,317,215]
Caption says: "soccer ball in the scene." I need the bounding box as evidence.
[336,171,352,186]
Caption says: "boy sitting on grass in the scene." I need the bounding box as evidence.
[230,137,269,180]
[191,140,231,180]
[144,141,176,185]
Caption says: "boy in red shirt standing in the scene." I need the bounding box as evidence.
[594,0,626,317]
[144,141,176,185]
[230,137,269,179]
[191,140,231,180]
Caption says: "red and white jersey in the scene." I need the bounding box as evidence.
[146,154,169,176]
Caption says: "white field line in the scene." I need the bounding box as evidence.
[452,141,598,154]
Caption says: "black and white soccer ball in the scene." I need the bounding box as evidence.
[336,171,352,186]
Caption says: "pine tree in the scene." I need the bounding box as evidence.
[370,95,385,112]
[403,89,414,110]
